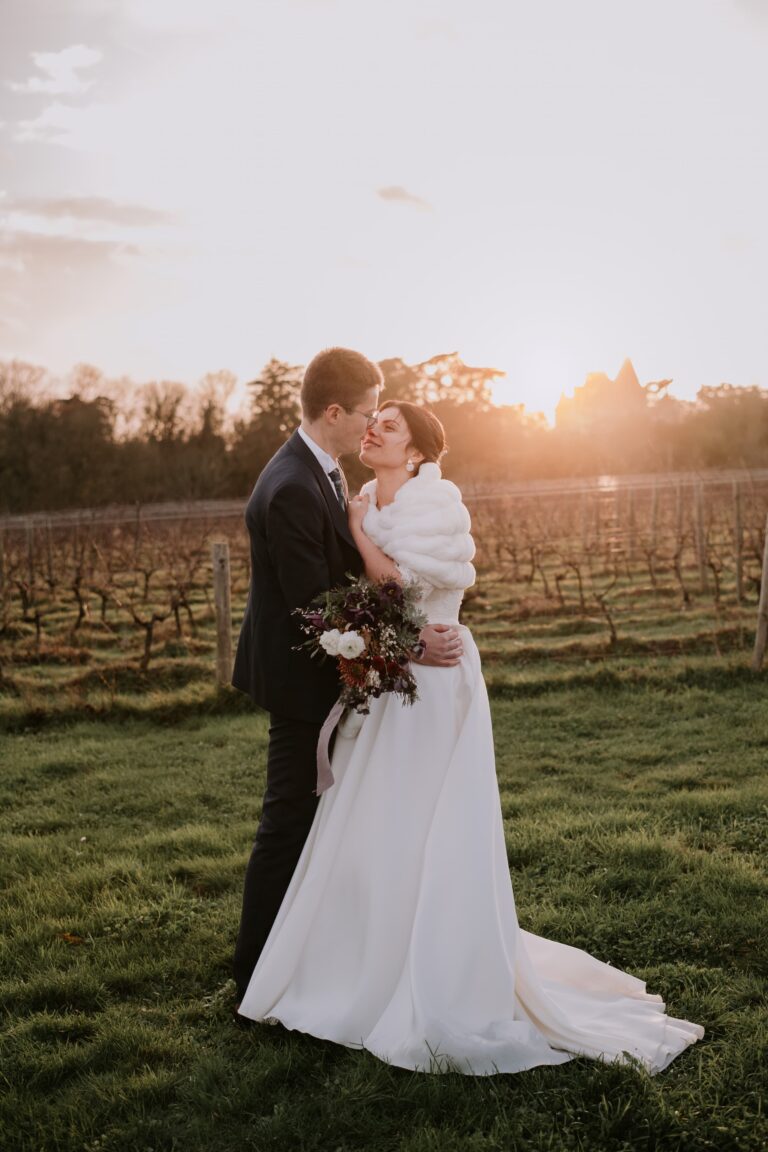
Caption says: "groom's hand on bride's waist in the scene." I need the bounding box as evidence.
[415,623,463,667]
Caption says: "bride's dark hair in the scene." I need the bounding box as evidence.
[384,401,446,472]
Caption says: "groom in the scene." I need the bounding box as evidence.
[231,346,464,1006]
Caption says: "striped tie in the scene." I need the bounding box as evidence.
[328,467,346,510]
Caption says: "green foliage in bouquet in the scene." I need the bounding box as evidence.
[294,575,427,712]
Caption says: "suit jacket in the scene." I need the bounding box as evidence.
[232,430,363,723]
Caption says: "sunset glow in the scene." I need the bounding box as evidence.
[1,0,766,425]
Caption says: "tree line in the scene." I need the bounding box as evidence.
[1,353,767,515]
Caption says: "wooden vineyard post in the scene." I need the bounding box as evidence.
[650,482,659,554]
[45,517,54,589]
[211,540,233,687]
[579,492,588,551]
[694,483,709,593]
[26,519,35,586]
[752,513,768,671]
[733,481,743,604]
[675,482,684,544]
[627,487,636,564]
[613,487,622,548]
[134,503,143,557]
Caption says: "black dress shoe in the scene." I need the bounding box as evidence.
[232,1002,257,1029]
[232,1004,284,1032]
[232,1003,280,1030]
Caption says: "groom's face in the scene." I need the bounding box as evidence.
[333,386,380,456]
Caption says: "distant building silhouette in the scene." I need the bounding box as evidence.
[555,359,671,433]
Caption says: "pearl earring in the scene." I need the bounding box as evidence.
[406,459,415,472]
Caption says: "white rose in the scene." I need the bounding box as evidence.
[337,630,366,659]
[319,628,342,656]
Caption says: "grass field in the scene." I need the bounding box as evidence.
[2,663,767,1151]
[2,532,768,1152]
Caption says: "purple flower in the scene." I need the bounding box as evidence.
[378,579,404,605]
[345,606,376,627]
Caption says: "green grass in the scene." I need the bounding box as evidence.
[2,673,767,1152]
[2,538,766,1150]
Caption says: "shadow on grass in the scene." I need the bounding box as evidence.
[487,662,765,699]
[2,661,765,735]
[0,683,253,734]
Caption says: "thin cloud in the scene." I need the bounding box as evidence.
[0,230,140,269]
[0,231,139,361]
[377,185,432,211]
[9,45,102,96]
[3,196,173,227]
[14,100,111,147]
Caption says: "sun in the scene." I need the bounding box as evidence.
[485,348,584,428]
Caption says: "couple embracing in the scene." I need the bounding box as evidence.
[231,346,703,1075]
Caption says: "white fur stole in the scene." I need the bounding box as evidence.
[360,462,476,591]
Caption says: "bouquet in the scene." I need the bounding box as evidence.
[294,575,427,713]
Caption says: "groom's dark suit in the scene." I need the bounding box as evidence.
[232,429,362,997]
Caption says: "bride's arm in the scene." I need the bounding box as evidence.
[347,494,401,582]
[347,493,463,666]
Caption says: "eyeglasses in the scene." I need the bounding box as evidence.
[344,407,379,428]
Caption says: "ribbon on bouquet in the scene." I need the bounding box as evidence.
[315,698,345,795]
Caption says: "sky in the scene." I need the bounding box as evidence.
[1,0,766,423]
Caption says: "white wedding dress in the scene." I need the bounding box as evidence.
[238,464,703,1075]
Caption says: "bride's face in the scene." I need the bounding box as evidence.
[359,406,423,472]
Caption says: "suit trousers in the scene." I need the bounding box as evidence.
[233,713,322,999]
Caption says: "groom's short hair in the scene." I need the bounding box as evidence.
[301,347,383,421]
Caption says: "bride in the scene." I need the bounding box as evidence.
[237,401,704,1075]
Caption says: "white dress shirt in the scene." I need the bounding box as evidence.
[297,426,343,498]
